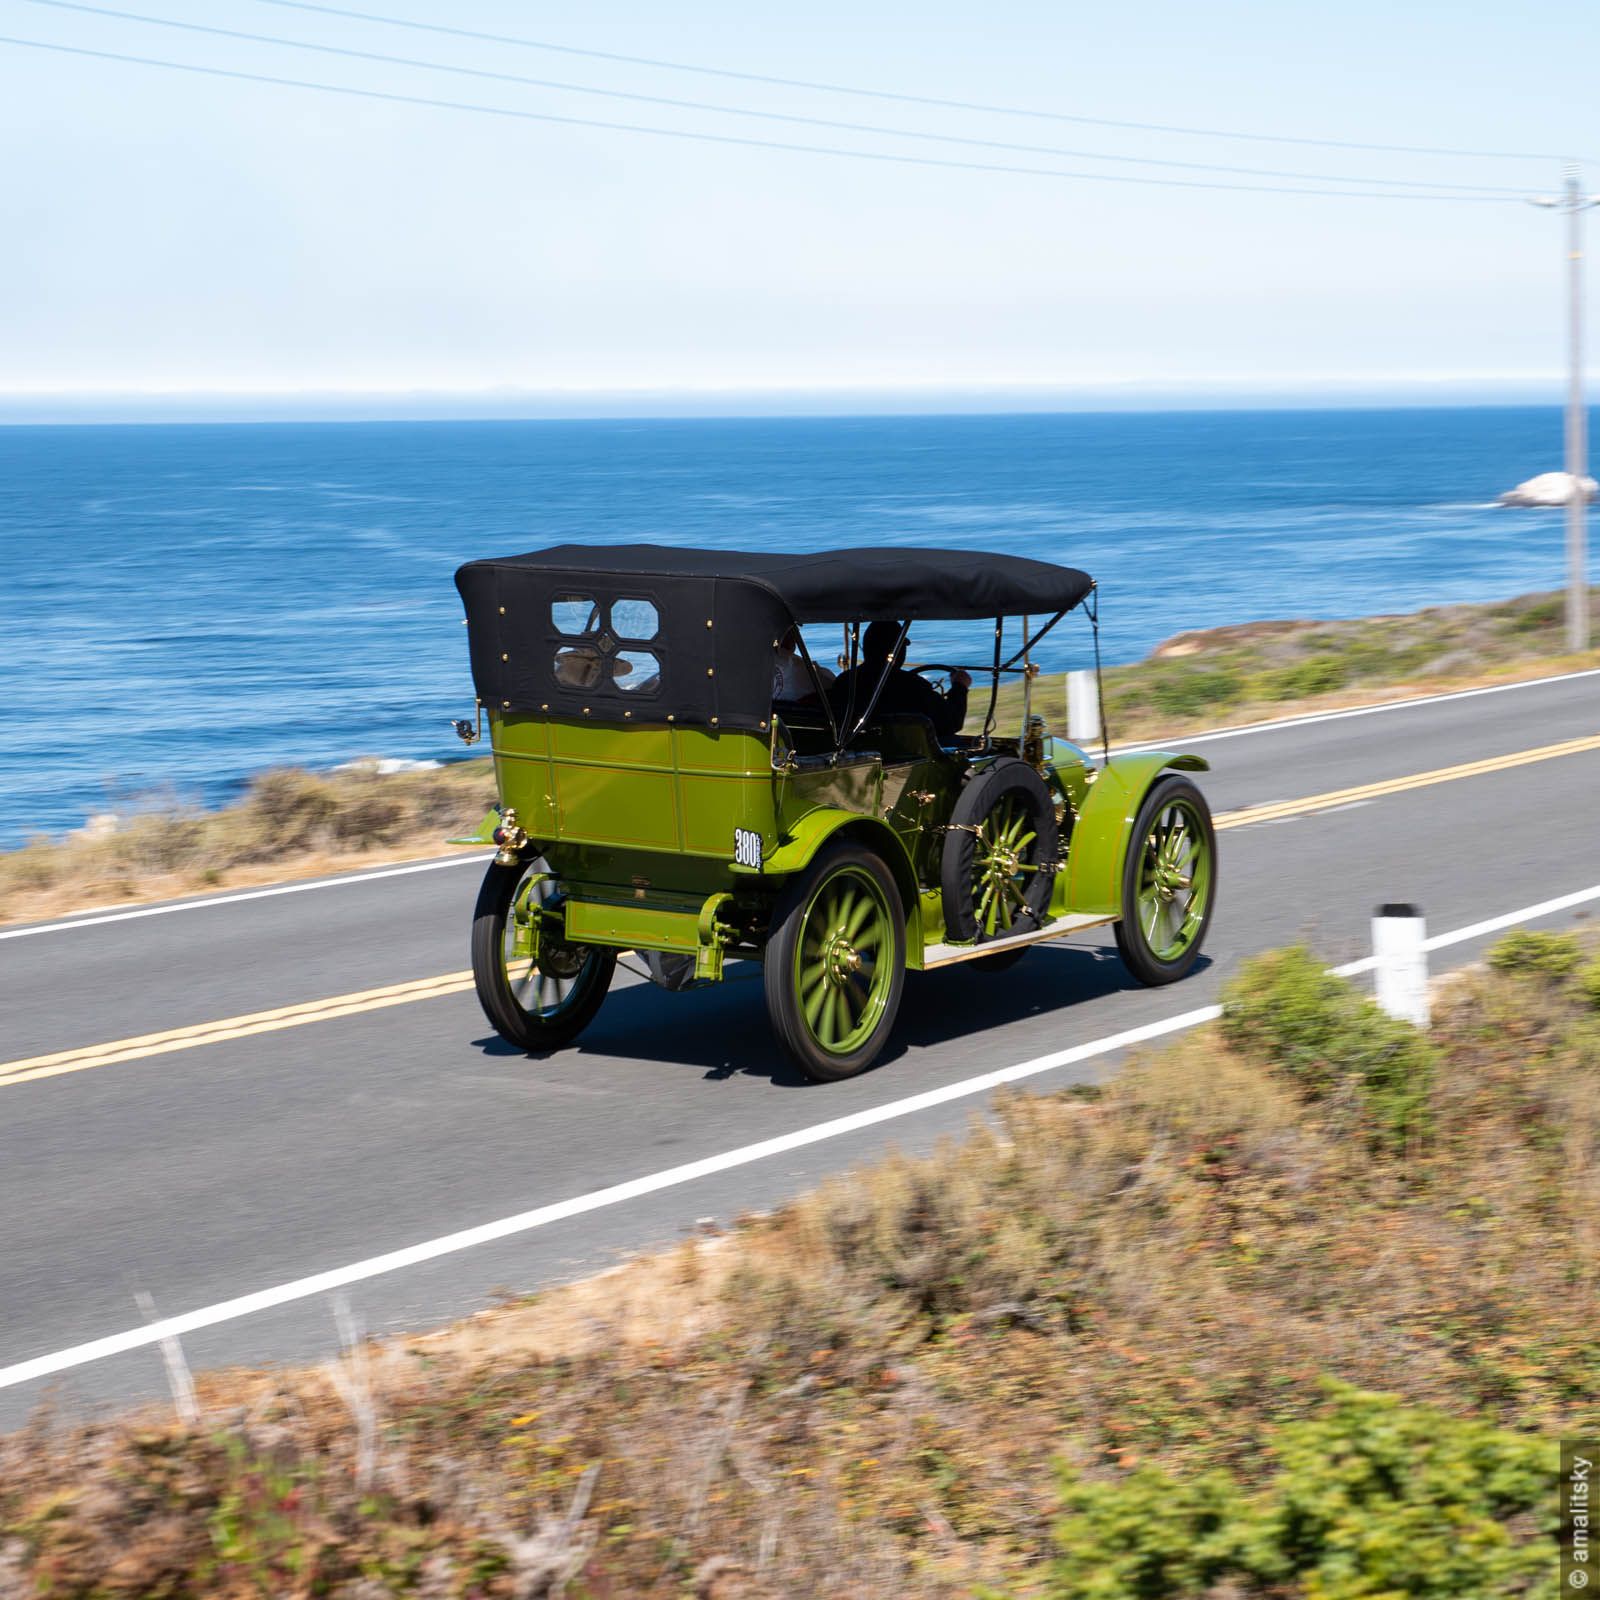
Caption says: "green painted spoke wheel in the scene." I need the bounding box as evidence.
[764,841,906,1082]
[472,857,616,1052]
[1113,775,1216,986]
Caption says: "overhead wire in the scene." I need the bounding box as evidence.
[240,0,1581,166]
[0,33,1528,202]
[11,0,1536,197]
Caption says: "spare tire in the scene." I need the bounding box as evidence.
[940,757,1059,942]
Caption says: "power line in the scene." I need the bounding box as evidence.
[244,0,1579,166]
[15,0,1532,197]
[0,33,1517,201]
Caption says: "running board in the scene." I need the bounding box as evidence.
[919,912,1118,970]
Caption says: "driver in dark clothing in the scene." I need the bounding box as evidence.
[827,620,972,745]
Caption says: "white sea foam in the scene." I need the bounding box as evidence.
[333,757,443,776]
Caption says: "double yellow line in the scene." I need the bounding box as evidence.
[0,970,473,1090]
[2,731,1597,1092]
[1213,731,1600,832]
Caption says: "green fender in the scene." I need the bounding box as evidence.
[738,808,924,960]
[1063,752,1210,917]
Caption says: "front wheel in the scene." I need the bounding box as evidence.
[763,842,906,1082]
[1113,776,1216,985]
[471,859,616,1052]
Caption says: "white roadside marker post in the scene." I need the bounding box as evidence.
[1068,669,1101,747]
[1372,903,1429,1028]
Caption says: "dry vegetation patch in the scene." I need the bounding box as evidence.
[0,761,495,926]
[6,935,1595,1596]
[981,584,1600,744]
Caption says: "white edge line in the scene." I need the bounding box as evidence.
[1329,884,1600,977]
[1116,665,1600,754]
[1,1005,1220,1392]
[6,878,1599,1394]
[0,853,491,941]
[7,667,1594,942]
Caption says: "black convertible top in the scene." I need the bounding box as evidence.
[458,543,1093,624]
[454,544,1093,734]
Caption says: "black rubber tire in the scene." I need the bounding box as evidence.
[940,757,1060,943]
[471,859,616,1052]
[1112,775,1217,987]
[763,841,906,1083]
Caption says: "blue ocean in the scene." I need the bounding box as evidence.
[0,407,1585,846]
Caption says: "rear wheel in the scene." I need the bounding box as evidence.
[471,858,616,1052]
[763,842,906,1082]
[1113,776,1216,985]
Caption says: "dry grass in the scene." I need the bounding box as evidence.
[5,939,1597,1597]
[0,761,496,926]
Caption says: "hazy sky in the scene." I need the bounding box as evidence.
[2,0,1596,407]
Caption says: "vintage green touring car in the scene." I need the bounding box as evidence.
[452,545,1215,1081]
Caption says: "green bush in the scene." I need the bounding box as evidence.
[1579,957,1600,1011]
[1501,596,1563,635]
[1251,654,1353,701]
[1488,930,1583,980]
[1147,666,1245,719]
[1221,947,1434,1152]
[1040,1385,1557,1600]
[1045,1467,1245,1599]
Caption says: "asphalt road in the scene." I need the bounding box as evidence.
[2,670,1597,1424]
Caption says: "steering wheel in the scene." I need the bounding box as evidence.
[911,662,968,694]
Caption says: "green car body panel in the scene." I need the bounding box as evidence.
[477,709,1207,972]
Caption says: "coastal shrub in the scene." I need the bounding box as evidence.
[241,768,344,854]
[1501,595,1563,634]
[1040,1384,1556,1600]
[0,759,497,925]
[1221,947,1434,1151]
[1146,665,1244,718]
[1488,930,1583,980]
[1578,956,1600,1011]
[1044,1466,1246,1598]
[1349,637,1452,681]
[1250,653,1352,701]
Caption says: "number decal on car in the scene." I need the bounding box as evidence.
[733,827,763,870]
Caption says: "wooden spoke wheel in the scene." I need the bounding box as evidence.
[471,858,616,1052]
[1113,776,1216,985]
[763,841,906,1082]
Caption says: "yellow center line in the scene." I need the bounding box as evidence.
[2,731,1596,1091]
[1213,732,1600,830]
[0,971,474,1089]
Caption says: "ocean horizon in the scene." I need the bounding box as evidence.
[0,404,1589,847]
[0,380,1577,427]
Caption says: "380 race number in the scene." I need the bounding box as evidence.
[733,827,764,870]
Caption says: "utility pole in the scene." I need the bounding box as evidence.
[1531,167,1600,652]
